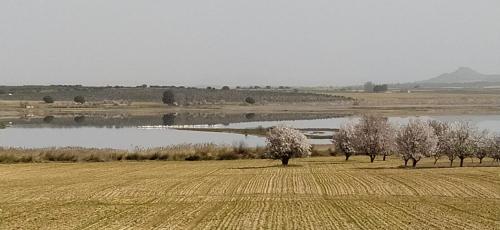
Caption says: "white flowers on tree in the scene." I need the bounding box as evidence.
[333,121,358,160]
[266,125,311,166]
[475,130,497,164]
[336,116,497,168]
[352,115,395,163]
[396,119,438,167]
[442,121,478,167]
[490,137,500,162]
[428,120,450,164]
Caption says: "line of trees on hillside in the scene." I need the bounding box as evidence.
[364,82,388,93]
[18,85,353,105]
[41,95,86,104]
[333,115,500,168]
[162,88,310,105]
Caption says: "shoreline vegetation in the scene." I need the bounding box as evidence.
[1,146,498,171]
[0,144,335,164]
[1,144,498,168]
[1,88,500,119]
[1,99,500,118]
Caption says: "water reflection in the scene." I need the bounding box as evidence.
[74,115,86,123]
[0,113,498,149]
[0,127,266,150]
[245,113,256,120]
[43,116,54,123]
[3,113,345,128]
[162,113,177,126]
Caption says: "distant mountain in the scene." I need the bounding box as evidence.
[419,67,500,84]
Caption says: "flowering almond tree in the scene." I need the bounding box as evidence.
[353,115,395,163]
[491,137,500,162]
[443,121,478,167]
[333,121,357,160]
[476,131,497,164]
[266,125,311,166]
[396,119,438,168]
[428,120,450,164]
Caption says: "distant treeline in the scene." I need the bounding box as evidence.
[0,85,353,104]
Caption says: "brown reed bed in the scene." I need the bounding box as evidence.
[0,143,268,163]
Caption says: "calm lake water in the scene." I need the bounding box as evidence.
[0,114,498,150]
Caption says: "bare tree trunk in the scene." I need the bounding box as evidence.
[370,155,376,163]
[404,159,409,167]
[479,157,483,164]
[281,157,289,166]
[412,158,418,168]
[345,153,351,161]
[450,159,454,167]
[459,157,464,167]
[434,157,439,165]
[383,154,386,161]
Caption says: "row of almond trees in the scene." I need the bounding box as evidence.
[333,115,500,168]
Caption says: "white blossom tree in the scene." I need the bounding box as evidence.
[490,137,500,163]
[428,120,450,164]
[266,125,311,166]
[353,115,395,163]
[333,121,357,161]
[396,119,438,168]
[475,131,499,164]
[442,121,478,167]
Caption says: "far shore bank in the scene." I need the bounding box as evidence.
[1,99,500,119]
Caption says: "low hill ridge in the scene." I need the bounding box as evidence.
[420,67,500,84]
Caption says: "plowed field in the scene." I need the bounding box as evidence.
[0,157,498,229]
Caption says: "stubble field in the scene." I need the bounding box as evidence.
[0,156,498,229]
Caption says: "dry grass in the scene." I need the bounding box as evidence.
[334,91,500,107]
[3,89,500,119]
[0,156,498,229]
[0,144,266,163]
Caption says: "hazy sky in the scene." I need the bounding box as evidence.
[1,0,499,86]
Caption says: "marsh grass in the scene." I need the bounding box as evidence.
[0,143,267,163]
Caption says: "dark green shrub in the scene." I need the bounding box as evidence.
[42,96,54,103]
[245,97,255,104]
[373,84,388,93]
[74,95,85,104]
[162,90,175,104]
